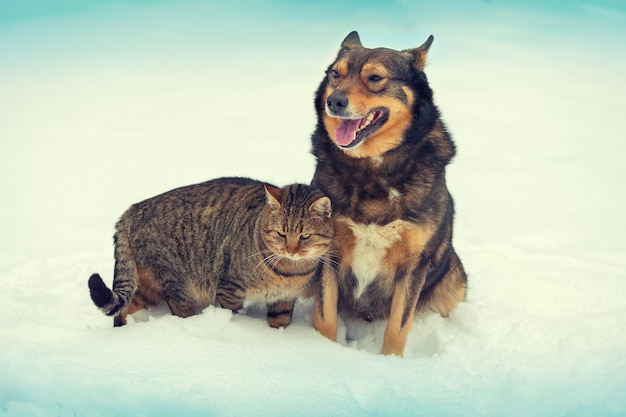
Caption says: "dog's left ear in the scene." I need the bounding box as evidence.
[338,31,362,55]
[402,35,434,72]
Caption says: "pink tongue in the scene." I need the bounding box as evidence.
[335,118,363,146]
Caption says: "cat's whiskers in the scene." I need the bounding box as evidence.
[322,256,340,273]
[246,249,276,277]
[245,249,274,262]
[245,250,265,274]
[261,252,284,271]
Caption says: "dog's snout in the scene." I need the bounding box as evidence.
[326,94,348,114]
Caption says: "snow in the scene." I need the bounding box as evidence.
[1,1,626,416]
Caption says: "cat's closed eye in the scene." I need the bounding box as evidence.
[273,231,312,240]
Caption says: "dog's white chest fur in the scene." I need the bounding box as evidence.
[347,220,406,298]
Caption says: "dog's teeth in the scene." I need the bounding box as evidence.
[358,113,375,131]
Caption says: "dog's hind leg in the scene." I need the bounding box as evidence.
[421,249,467,317]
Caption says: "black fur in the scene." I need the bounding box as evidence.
[88,274,115,311]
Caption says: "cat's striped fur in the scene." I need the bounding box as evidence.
[88,177,334,328]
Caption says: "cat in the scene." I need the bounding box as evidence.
[88,177,334,328]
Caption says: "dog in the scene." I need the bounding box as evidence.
[309,31,467,356]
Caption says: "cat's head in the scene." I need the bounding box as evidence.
[261,183,333,261]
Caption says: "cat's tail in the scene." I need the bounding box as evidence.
[88,273,124,316]
[88,218,137,318]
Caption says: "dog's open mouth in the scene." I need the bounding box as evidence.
[334,109,388,148]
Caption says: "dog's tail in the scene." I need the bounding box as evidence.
[88,218,138,319]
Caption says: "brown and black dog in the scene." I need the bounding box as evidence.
[310,31,467,356]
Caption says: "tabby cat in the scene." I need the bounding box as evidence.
[88,177,334,328]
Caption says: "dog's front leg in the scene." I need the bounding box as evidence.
[381,268,426,357]
[313,264,339,342]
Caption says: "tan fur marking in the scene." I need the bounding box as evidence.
[330,59,349,87]
[313,264,339,341]
[332,217,357,267]
[412,48,429,72]
[361,62,390,79]
[335,59,348,75]
[381,222,434,272]
[401,86,415,107]
[378,223,433,356]
[381,280,417,356]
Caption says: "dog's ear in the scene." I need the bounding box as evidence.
[402,35,434,72]
[338,31,362,55]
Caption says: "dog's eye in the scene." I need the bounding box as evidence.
[368,74,384,82]
[328,69,340,79]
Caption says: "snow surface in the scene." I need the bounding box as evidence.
[1,1,626,416]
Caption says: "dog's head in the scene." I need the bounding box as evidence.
[317,31,435,159]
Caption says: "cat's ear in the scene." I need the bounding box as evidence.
[309,196,332,218]
[264,184,283,208]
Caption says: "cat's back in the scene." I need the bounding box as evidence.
[121,177,268,230]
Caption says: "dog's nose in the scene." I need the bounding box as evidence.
[326,94,348,114]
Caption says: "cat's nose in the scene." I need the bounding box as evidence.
[285,244,299,257]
